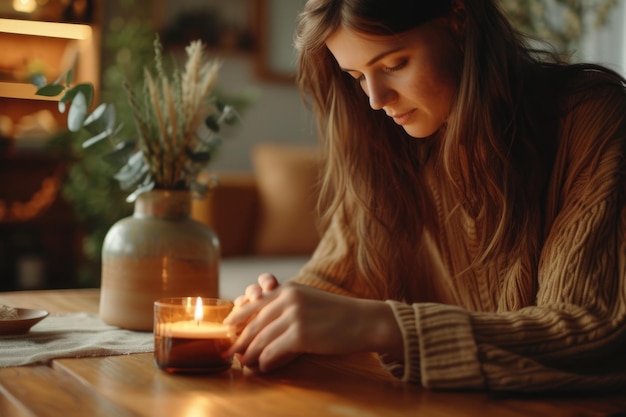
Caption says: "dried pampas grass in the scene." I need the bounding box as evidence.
[123,36,231,195]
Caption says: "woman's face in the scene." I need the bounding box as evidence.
[326,19,462,138]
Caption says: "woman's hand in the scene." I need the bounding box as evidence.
[224,277,403,373]
[227,273,281,342]
[233,272,281,307]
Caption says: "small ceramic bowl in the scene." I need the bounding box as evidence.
[0,309,49,335]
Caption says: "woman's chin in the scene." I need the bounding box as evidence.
[402,124,441,139]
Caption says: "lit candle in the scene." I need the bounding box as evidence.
[154,297,234,374]
[163,297,231,339]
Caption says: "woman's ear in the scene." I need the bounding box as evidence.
[445,0,467,53]
[449,0,467,39]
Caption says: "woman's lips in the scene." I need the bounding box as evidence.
[390,109,415,125]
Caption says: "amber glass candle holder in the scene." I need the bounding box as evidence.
[154,297,234,374]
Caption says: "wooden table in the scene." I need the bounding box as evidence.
[1,289,625,417]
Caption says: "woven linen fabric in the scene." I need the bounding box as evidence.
[0,312,154,367]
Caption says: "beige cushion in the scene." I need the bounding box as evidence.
[192,172,259,257]
[252,143,321,255]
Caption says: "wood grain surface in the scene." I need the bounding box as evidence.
[0,289,624,417]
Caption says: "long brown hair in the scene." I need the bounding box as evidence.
[294,0,618,300]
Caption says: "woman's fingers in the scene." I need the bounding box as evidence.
[244,273,279,301]
[228,290,285,356]
[250,325,301,372]
[234,273,280,308]
[235,301,302,371]
[225,295,268,329]
[233,294,249,307]
[245,283,263,301]
[228,283,388,374]
[226,273,282,326]
[236,309,290,368]
[258,273,280,292]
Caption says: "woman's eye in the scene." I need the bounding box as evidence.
[346,71,365,83]
[385,60,407,73]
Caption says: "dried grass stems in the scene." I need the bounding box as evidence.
[126,37,222,193]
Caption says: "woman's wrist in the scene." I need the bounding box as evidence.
[356,299,404,359]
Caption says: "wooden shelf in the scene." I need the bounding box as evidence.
[0,81,59,101]
[0,13,100,290]
[0,18,93,39]
[0,18,100,104]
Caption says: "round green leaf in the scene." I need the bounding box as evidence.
[36,84,65,97]
[61,83,94,107]
[68,91,88,132]
[83,103,107,126]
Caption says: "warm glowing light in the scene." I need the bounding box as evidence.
[0,18,92,39]
[12,0,37,13]
[0,173,61,222]
[194,297,203,322]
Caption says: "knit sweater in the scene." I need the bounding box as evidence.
[292,75,626,392]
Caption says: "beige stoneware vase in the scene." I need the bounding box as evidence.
[100,190,220,330]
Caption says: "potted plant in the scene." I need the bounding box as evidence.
[36,36,240,330]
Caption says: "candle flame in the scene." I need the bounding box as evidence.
[194,297,203,323]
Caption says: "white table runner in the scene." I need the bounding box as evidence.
[0,313,153,367]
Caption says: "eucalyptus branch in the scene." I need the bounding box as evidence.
[34,35,243,202]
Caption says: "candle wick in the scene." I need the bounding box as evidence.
[196,320,200,327]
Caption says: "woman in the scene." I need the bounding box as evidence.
[225,0,626,391]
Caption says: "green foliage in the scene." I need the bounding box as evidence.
[41,2,154,285]
[499,0,620,56]
[35,1,253,286]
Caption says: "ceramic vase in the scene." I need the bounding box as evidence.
[100,190,220,330]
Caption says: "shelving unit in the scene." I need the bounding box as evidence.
[0,17,99,106]
[0,6,101,290]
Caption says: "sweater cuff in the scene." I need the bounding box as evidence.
[379,300,422,383]
[415,303,485,390]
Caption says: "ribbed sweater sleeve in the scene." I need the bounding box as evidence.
[383,301,484,389]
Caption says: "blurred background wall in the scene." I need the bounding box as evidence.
[0,0,624,290]
[101,0,316,173]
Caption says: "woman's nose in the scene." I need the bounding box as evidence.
[365,78,395,110]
